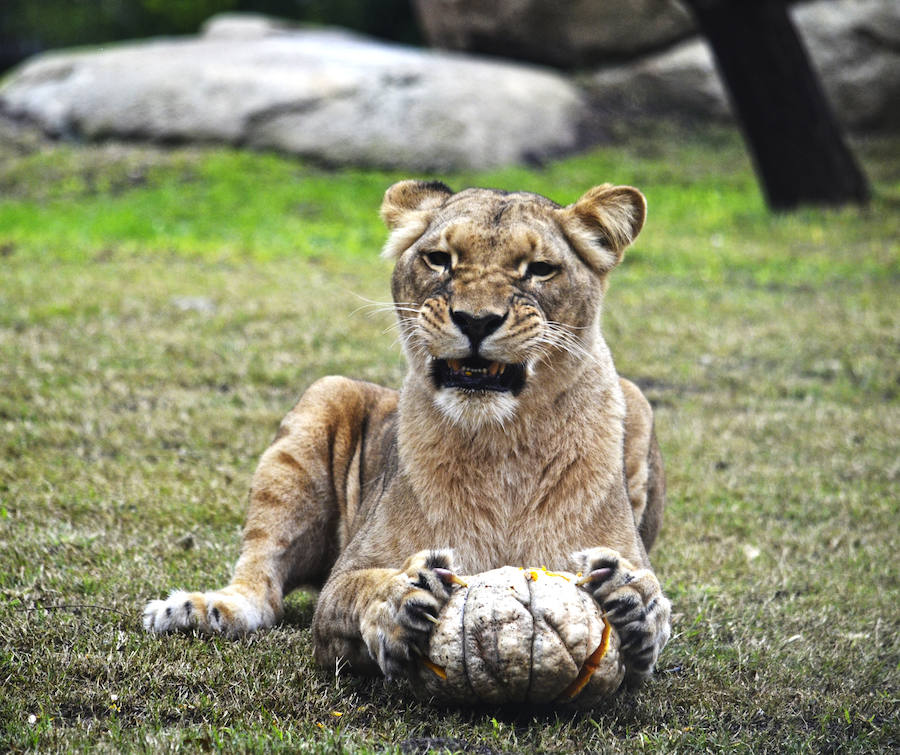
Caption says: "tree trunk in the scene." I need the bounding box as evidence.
[681,0,870,210]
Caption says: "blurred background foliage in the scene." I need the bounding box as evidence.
[0,0,421,72]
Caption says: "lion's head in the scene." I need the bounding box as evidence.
[381,181,645,429]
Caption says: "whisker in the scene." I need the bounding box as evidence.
[392,328,430,360]
[346,292,421,319]
[350,304,420,318]
[347,291,418,308]
[546,319,591,332]
[529,322,601,368]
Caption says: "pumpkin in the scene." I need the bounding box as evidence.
[411,566,624,707]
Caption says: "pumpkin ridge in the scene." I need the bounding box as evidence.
[459,579,476,701]
[559,614,613,701]
[528,570,581,701]
[471,610,508,695]
[541,606,580,673]
[525,564,536,702]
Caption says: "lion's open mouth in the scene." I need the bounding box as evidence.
[431,357,526,394]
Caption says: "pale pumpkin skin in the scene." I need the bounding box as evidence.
[143,180,672,683]
[412,567,625,707]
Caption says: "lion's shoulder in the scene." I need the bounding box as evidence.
[275,375,398,455]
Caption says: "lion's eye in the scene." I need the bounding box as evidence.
[526,261,559,280]
[423,251,452,272]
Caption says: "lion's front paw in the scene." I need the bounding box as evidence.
[361,549,462,679]
[572,547,671,676]
[142,587,273,638]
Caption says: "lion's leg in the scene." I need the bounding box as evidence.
[143,376,396,637]
[638,428,666,552]
[620,377,666,553]
[572,381,670,677]
[312,549,460,678]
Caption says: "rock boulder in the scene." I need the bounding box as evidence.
[0,14,589,171]
[413,0,694,68]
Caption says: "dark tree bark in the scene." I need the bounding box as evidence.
[681,0,869,210]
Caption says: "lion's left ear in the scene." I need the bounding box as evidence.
[380,180,454,260]
[555,185,646,275]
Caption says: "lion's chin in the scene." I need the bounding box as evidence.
[433,388,518,430]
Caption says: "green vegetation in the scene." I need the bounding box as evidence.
[1,121,898,752]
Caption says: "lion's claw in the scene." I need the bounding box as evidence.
[577,566,614,586]
[362,549,459,679]
[433,567,468,588]
[572,547,671,676]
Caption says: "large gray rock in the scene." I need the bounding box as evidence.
[586,38,730,122]
[586,0,900,132]
[413,0,694,68]
[0,14,589,171]
[795,0,900,131]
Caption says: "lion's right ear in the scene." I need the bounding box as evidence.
[380,180,453,260]
[556,184,646,276]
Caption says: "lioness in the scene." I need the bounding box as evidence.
[144,180,672,680]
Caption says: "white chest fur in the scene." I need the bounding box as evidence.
[395,367,633,572]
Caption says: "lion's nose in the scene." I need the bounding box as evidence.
[450,309,507,350]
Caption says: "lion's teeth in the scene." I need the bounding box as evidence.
[445,360,510,378]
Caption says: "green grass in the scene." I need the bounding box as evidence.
[0,120,898,752]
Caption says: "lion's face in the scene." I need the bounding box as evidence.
[381,181,645,428]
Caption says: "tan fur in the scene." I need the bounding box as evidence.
[144,181,671,681]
